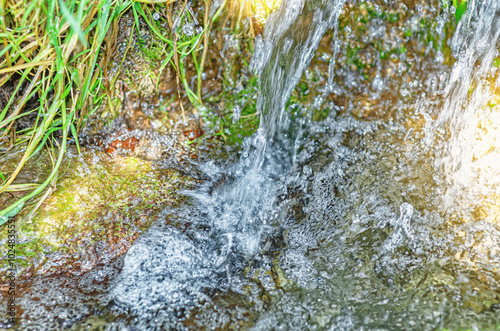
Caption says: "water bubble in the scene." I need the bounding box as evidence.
[435,50,444,63]
[371,72,384,91]
[232,105,241,123]
[183,24,194,36]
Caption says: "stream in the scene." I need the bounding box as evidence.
[4,0,500,329]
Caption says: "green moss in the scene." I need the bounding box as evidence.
[0,147,197,276]
[203,69,260,145]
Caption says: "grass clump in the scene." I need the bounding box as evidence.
[0,0,134,224]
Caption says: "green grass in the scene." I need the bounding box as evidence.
[125,0,262,145]
[0,0,137,224]
[129,0,227,112]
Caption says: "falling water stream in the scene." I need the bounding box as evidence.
[5,0,500,329]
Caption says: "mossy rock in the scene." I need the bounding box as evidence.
[0,146,197,279]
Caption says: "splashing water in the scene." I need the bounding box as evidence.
[112,0,347,325]
[110,1,500,327]
[7,0,500,329]
[109,0,500,328]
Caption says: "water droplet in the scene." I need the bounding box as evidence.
[232,105,241,123]
[183,24,194,36]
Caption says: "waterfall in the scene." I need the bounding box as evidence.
[252,0,346,141]
[111,0,347,323]
[432,1,500,214]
